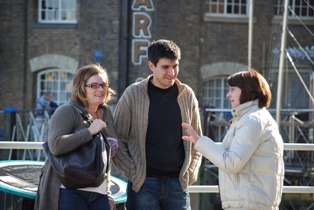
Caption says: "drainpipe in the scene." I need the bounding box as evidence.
[119,0,130,97]
[248,0,253,69]
[23,0,28,109]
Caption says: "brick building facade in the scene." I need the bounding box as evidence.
[0,0,121,109]
[0,0,313,209]
[0,0,313,111]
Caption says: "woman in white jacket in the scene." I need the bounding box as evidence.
[182,70,284,210]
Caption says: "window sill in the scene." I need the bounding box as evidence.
[203,14,256,23]
[272,16,314,25]
[30,23,77,29]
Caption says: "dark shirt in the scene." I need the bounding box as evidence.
[145,81,185,178]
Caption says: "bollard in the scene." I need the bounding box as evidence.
[2,107,18,160]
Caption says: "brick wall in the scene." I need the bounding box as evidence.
[0,0,120,111]
[0,0,313,110]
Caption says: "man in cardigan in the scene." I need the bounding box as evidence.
[112,39,202,210]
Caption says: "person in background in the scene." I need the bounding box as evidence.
[34,64,118,210]
[112,39,203,210]
[33,90,58,142]
[34,90,57,118]
[182,70,284,210]
[49,100,59,116]
[32,91,58,159]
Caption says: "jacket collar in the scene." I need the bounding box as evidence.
[231,99,259,119]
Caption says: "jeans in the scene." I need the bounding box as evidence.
[58,188,110,210]
[126,177,191,210]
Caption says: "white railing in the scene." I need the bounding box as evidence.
[0,142,313,194]
[187,185,314,194]
[0,141,45,149]
[1,142,314,150]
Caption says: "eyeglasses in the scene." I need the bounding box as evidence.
[85,83,110,89]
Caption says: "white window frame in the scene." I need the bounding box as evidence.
[38,0,77,24]
[274,0,314,19]
[205,0,249,18]
[37,69,74,106]
[203,77,230,109]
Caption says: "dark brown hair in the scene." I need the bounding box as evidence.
[148,39,181,66]
[227,69,271,108]
[71,63,114,107]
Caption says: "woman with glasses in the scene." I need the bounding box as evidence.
[182,70,284,210]
[34,63,118,210]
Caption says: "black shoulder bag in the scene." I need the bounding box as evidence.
[42,105,110,189]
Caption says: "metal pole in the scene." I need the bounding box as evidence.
[276,0,289,128]
[248,0,253,69]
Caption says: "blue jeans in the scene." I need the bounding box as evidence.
[58,188,110,210]
[126,177,191,210]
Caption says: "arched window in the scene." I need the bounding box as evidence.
[37,69,74,106]
[200,62,247,108]
[203,77,230,109]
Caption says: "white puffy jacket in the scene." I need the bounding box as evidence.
[195,100,284,209]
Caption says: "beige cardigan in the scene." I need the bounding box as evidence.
[112,75,203,192]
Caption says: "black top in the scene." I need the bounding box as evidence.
[145,81,185,178]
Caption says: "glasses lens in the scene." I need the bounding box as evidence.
[91,83,99,89]
[100,83,109,88]
[88,83,109,89]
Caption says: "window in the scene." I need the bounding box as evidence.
[203,77,230,109]
[205,0,248,17]
[37,69,74,106]
[38,0,77,23]
[274,0,314,19]
[288,78,310,108]
[269,68,312,109]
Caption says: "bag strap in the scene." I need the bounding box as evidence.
[69,104,109,139]
[70,104,93,124]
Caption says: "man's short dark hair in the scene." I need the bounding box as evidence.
[148,39,181,66]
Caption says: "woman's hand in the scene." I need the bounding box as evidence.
[107,137,119,157]
[108,196,114,210]
[181,123,200,144]
[88,119,107,135]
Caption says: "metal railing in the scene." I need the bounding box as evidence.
[1,141,313,194]
[0,109,53,160]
